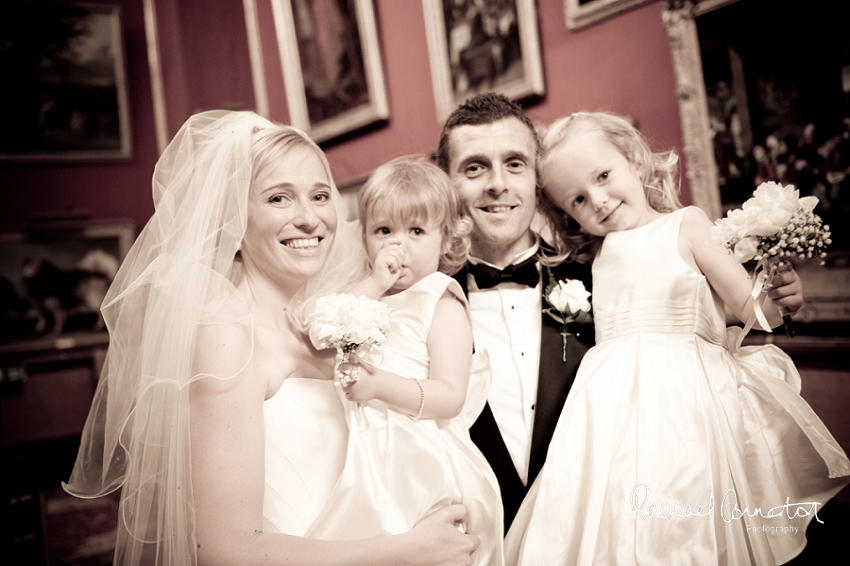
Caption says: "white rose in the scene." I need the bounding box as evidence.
[798,195,818,214]
[732,236,759,262]
[308,293,390,349]
[712,207,756,246]
[745,182,798,236]
[548,279,591,314]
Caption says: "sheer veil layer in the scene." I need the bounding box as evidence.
[63,110,365,565]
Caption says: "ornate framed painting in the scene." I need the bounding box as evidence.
[564,0,655,31]
[271,0,389,144]
[0,2,132,161]
[422,0,545,123]
[663,0,850,329]
[0,217,135,342]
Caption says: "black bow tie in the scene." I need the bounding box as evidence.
[468,256,540,289]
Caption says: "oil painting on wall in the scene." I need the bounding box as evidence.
[664,0,850,330]
[0,2,131,161]
[272,0,389,144]
[423,0,545,122]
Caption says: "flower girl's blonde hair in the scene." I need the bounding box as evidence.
[357,155,472,275]
[537,111,682,264]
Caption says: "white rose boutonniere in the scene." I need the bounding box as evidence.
[543,270,593,362]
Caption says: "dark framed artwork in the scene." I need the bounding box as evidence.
[0,1,132,161]
[663,0,850,329]
[0,218,135,342]
[422,0,545,123]
[564,0,654,30]
[271,0,389,144]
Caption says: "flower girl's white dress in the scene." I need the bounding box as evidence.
[267,272,504,565]
[505,207,850,565]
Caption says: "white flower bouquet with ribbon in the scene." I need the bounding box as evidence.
[711,181,831,337]
[543,272,593,362]
[306,293,391,386]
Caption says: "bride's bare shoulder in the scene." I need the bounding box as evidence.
[191,312,257,394]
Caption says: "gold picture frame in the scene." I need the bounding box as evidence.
[422,0,545,123]
[663,0,850,328]
[271,0,390,144]
[564,0,655,31]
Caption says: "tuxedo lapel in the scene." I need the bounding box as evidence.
[527,260,593,486]
[453,265,470,296]
[469,402,527,532]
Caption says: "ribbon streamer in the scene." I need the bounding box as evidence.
[735,258,776,350]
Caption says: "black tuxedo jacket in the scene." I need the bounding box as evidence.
[454,257,594,531]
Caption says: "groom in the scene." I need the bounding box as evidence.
[436,92,804,531]
[436,93,593,530]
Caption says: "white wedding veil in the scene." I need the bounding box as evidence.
[63,109,364,565]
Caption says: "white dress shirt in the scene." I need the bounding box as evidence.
[467,239,542,485]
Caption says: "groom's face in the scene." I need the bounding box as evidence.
[446,117,538,265]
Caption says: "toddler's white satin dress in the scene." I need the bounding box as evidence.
[263,272,503,565]
[505,208,850,565]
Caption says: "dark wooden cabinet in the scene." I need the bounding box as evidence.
[1,331,108,565]
[1,331,106,447]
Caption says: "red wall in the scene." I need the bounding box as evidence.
[0,0,158,233]
[309,0,684,189]
[0,0,686,236]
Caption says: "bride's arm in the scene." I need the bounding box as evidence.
[189,322,479,566]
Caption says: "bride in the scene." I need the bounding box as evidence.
[63,110,480,566]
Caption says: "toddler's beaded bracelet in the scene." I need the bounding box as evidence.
[411,378,425,420]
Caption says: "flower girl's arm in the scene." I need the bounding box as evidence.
[681,207,791,330]
[343,293,472,419]
[421,292,473,418]
[349,245,406,299]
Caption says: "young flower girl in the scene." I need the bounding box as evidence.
[304,156,504,566]
[505,111,850,565]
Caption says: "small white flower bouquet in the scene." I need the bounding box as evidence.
[306,293,391,385]
[543,272,593,362]
[711,181,832,336]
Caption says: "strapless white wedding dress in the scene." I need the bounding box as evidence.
[262,377,347,535]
